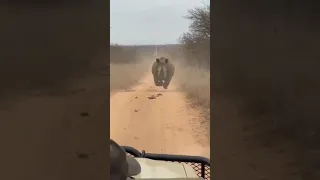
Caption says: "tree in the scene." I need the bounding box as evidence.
[179,3,210,67]
[185,5,210,40]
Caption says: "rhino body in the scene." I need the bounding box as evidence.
[151,57,175,89]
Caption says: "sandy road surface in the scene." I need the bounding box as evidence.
[110,74,210,158]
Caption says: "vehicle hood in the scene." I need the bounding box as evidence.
[132,158,200,179]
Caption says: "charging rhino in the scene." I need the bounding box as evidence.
[151,57,175,89]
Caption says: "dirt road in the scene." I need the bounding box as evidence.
[110,74,210,158]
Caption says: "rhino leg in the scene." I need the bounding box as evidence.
[163,75,172,89]
[153,75,163,86]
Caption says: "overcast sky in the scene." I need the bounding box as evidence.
[110,0,209,45]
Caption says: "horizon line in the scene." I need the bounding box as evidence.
[110,43,180,46]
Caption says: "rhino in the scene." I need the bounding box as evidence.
[151,57,175,89]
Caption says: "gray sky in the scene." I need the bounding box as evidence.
[110,0,208,45]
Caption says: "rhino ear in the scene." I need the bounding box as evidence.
[156,58,160,63]
[165,59,169,63]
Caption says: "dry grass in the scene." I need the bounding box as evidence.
[110,44,154,92]
[172,60,210,139]
[175,63,210,109]
[110,61,149,92]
